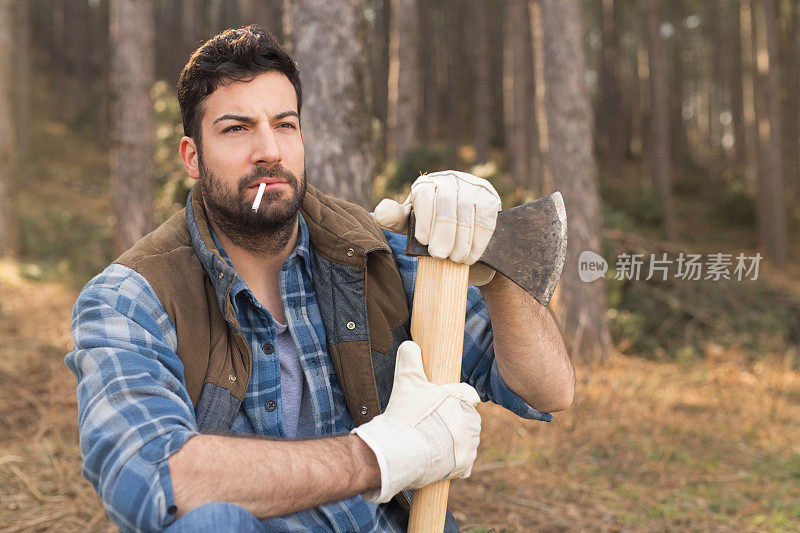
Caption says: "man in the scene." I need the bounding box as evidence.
[67,26,574,532]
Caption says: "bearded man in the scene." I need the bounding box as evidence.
[66,25,574,533]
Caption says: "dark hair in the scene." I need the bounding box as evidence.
[177,25,302,145]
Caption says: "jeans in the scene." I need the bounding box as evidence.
[163,500,460,532]
[165,502,265,532]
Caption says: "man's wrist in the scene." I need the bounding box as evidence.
[349,434,382,494]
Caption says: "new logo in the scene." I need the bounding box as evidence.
[578,250,608,282]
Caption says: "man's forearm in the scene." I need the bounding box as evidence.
[169,433,381,519]
[479,273,575,412]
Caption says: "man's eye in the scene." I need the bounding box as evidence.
[279,123,296,129]
[223,125,245,133]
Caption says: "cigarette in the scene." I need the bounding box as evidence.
[252,182,266,211]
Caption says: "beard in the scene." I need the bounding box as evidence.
[199,156,307,255]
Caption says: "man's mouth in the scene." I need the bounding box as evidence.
[247,178,288,191]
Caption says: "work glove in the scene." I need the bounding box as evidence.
[374,170,501,286]
[351,340,482,504]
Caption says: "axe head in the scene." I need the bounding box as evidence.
[406,191,567,305]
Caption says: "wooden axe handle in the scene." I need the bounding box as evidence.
[408,256,471,533]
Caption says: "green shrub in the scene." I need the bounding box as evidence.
[152,81,193,224]
[710,181,756,227]
[383,144,467,194]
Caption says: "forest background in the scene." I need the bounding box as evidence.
[1,0,799,531]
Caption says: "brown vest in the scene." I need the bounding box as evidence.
[114,184,465,525]
[115,184,410,429]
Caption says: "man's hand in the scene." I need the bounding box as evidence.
[374,170,501,286]
[351,340,482,503]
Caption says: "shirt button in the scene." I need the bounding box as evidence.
[360,406,368,415]
[265,399,277,412]
[228,374,236,383]
[218,272,224,280]
[167,505,178,515]
[346,248,355,257]
[346,321,356,330]
[263,342,274,354]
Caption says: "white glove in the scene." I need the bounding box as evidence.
[351,340,482,504]
[374,170,501,286]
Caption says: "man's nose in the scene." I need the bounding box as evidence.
[251,126,281,166]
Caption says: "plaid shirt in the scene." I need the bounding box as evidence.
[67,203,551,533]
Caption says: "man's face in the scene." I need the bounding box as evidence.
[180,71,306,243]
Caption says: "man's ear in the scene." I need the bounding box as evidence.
[180,136,200,180]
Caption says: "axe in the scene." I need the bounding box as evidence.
[405,191,567,532]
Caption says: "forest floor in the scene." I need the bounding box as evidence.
[2,260,800,532]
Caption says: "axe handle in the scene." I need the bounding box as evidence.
[408,256,471,533]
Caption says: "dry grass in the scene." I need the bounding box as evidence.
[1,259,799,532]
[458,346,800,532]
[0,261,115,532]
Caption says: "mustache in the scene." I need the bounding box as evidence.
[238,165,298,193]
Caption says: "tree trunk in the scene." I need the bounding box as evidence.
[432,4,449,146]
[32,0,53,64]
[709,2,726,167]
[750,0,767,230]
[635,7,650,173]
[244,0,282,38]
[503,0,533,192]
[284,0,374,208]
[730,0,749,179]
[61,0,89,117]
[753,0,787,266]
[110,0,156,254]
[668,0,688,171]
[443,0,468,151]
[0,0,17,257]
[50,1,67,103]
[14,1,30,158]
[167,0,186,85]
[598,0,624,167]
[488,0,505,151]
[75,0,94,103]
[218,0,241,30]
[740,0,759,188]
[539,0,612,363]
[155,0,171,82]
[524,2,541,196]
[529,0,551,194]
[386,0,420,161]
[94,0,112,147]
[645,0,677,241]
[417,1,439,143]
[369,0,390,168]
[472,0,491,164]
[782,0,799,198]
[617,2,637,161]
[184,0,210,52]
[610,0,627,167]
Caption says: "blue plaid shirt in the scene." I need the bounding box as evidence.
[67,199,551,533]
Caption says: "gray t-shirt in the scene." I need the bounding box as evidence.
[274,317,316,438]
